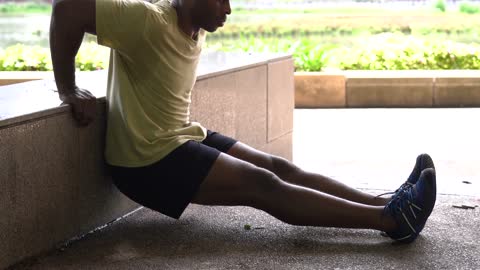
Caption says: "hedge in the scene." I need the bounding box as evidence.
[2,33,479,72]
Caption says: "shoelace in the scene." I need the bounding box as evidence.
[376,182,413,199]
[385,183,423,239]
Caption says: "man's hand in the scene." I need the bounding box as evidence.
[60,88,97,126]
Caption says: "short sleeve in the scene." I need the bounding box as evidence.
[96,0,148,53]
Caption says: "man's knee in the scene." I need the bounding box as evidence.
[243,166,284,202]
[270,156,300,179]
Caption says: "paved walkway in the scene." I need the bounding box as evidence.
[294,108,480,197]
[9,109,480,270]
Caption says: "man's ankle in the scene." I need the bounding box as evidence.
[372,196,390,206]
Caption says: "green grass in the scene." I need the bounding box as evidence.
[219,9,480,44]
[230,5,473,16]
[229,0,480,22]
[0,2,51,15]
[232,7,399,15]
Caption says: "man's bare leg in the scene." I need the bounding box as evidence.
[226,142,390,206]
[191,152,396,231]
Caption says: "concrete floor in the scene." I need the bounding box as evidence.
[293,108,480,197]
[9,108,480,270]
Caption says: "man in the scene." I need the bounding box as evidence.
[50,0,436,243]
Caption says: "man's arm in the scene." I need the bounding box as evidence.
[50,0,97,125]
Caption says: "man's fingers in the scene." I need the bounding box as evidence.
[62,89,96,126]
[72,101,86,123]
[84,100,97,123]
[75,98,97,126]
[85,90,95,98]
[79,89,95,99]
[77,90,91,99]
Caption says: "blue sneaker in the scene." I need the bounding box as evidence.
[406,153,435,185]
[384,168,437,243]
[377,154,434,199]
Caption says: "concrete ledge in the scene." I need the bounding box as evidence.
[435,77,480,107]
[347,77,434,107]
[5,70,480,108]
[0,52,294,269]
[0,71,53,86]
[295,70,480,108]
[295,72,346,108]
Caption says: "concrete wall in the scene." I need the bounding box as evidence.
[0,53,294,269]
[190,58,295,160]
[0,103,138,268]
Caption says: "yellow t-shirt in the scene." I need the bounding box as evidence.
[96,0,207,167]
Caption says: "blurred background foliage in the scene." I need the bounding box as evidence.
[1,0,480,71]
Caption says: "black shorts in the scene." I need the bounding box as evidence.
[109,130,237,219]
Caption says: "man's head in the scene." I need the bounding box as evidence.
[190,0,231,32]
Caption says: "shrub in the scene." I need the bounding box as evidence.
[435,0,446,12]
[0,44,51,71]
[206,33,480,71]
[459,1,480,14]
[330,33,480,70]
[205,37,334,71]
[0,42,109,71]
[291,43,335,72]
[2,34,480,72]
[0,2,51,14]
[74,42,110,71]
